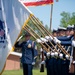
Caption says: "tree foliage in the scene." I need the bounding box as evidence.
[60,11,75,27]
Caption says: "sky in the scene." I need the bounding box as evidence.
[28,0,75,30]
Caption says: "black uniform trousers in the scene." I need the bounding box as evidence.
[46,57,56,75]
[22,63,33,75]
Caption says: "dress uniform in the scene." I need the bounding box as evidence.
[45,52,55,75]
[53,28,75,75]
[52,29,57,37]
[15,32,38,75]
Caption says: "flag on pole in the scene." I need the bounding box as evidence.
[20,0,53,6]
[0,0,33,74]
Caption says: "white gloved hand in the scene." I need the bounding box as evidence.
[40,38,48,42]
[32,62,35,65]
[17,36,23,42]
[40,61,45,64]
[54,52,58,57]
[51,52,55,57]
[72,40,75,47]
[54,37,61,44]
[65,55,69,60]
[45,36,50,40]
[36,39,42,43]
[49,36,53,40]
[46,52,50,57]
[59,53,63,59]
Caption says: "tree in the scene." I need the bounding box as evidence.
[68,12,75,25]
[60,11,75,27]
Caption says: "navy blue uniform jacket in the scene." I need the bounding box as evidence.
[15,40,38,64]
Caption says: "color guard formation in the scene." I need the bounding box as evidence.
[15,23,75,75]
[39,25,75,75]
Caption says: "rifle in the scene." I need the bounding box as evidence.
[40,48,44,72]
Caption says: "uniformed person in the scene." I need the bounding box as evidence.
[53,27,75,75]
[57,27,66,37]
[52,29,57,37]
[15,32,38,75]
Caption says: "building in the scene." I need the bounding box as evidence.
[5,52,22,70]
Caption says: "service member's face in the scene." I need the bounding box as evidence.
[25,36,31,41]
[65,30,70,36]
[70,30,74,35]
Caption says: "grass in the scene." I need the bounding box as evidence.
[2,69,46,75]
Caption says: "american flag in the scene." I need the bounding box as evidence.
[0,29,4,36]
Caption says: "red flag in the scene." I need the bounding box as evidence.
[20,0,53,6]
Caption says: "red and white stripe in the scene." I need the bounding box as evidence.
[20,0,53,6]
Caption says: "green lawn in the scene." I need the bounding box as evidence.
[2,69,46,75]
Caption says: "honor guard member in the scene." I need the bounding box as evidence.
[53,31,75,75]
[52,29,57,37]
[67,25,74,36]
[15,32,38,75]
[65,25,72,37]
[58,27,66,37]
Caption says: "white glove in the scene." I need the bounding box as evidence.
[65,55,69,60]
[51,52,54,57]
[49,36,53,40]
[54,52,58,57]
[40,61,45,64]
[72,40,75,47]
[36,39,42,43]
[59,53,63,59]
[54,37,61,44]
[40,38,48,42]
[46,52,50,57]
[32,62,35,65]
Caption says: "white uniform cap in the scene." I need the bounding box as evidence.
[65,55,69,59]
[45,36,50,40]
[51,52,55,57]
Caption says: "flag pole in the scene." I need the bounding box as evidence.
[50,4,53,31]
[50,0,58,31]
